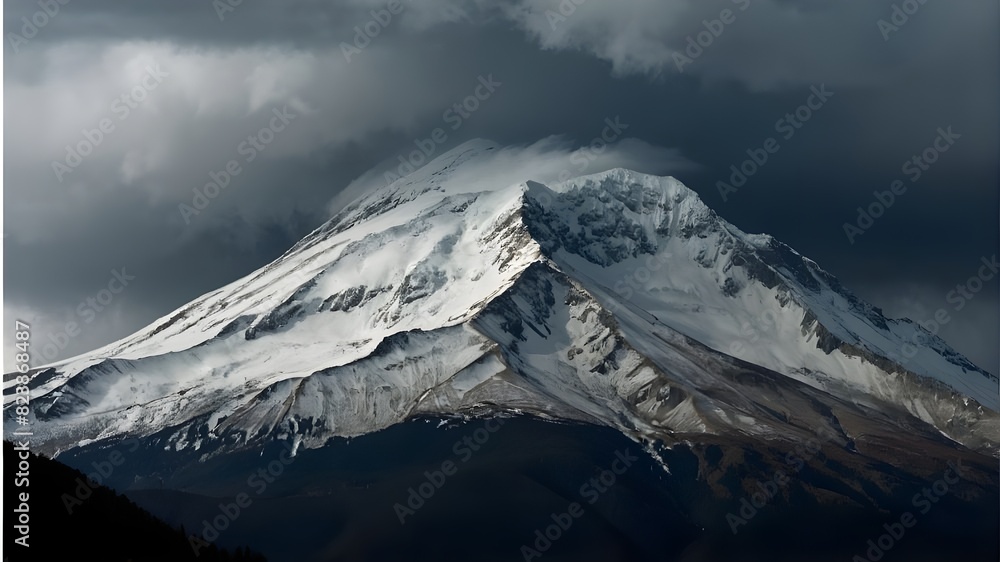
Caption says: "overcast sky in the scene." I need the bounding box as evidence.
[4,0,998,375]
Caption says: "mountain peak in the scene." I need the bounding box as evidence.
[6,141,998,458]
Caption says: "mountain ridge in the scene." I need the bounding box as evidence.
[5,139,998,460]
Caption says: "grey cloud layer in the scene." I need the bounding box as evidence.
[4,0,997,374]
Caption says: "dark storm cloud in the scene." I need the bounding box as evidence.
[4,0,997,373]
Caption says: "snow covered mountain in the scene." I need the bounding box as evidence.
[5,139,998,459]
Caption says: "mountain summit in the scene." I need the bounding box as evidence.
[6,140,998,459]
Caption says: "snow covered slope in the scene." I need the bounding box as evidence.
[518,170,999,443]
[5,139,998,457]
